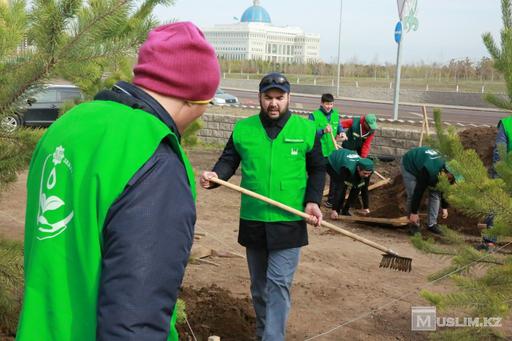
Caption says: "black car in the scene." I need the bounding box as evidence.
[1,85,83,132]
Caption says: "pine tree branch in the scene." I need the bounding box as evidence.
[502,0,512,29]
[0,0,131,115]
[58,0,130,61]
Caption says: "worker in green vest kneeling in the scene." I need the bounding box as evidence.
[308,93,347,207]
[17,22,220,341]
[200,72,325,341]
[327,149,374,219]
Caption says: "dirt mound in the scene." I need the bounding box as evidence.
[177,285,256,341]
[369,174,480,234]
[458,126,497,169]
[367,126,498,234]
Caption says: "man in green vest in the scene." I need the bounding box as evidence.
[308,93,347,208]
[400,147,459,235]
[200,72,325,341]
[477,116,512,250]
[326,149,374,219]
[17,22,221,341]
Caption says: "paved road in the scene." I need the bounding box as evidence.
[226,89,506,126]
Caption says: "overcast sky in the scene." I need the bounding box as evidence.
[155,0,502,65]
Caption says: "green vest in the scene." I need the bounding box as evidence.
[499,116,512,152]
[233,114,316,222]
[311,109,339,157]
[328,149,360,176]
[328,149,365,187]
[17,100,195,341]
[342,117,366,152]
[402,146,445,184]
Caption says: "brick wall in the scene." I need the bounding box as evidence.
[198,113,427,157]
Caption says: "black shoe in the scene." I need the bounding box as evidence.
[324,201,333,209]
[341,210,351,216]
[408,223,420,236]
[427,224,443,235]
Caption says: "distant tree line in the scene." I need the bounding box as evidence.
[219,56,501,82]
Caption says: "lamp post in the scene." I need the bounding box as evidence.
[336,0,343,97]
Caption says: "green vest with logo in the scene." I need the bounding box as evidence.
[328,149,360,176]
[499,116,512,152]
[342,117,366,152]
[328,149,365,187]
[311,108,339,157]
[233,114,316,222]
[17,100,195,341]
[402,146,445,184]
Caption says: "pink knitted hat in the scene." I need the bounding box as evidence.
[133,21,220,101]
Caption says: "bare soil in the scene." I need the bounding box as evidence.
[1,128,510,340]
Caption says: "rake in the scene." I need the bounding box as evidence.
[209,177,412,272]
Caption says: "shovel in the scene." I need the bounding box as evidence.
[208,177,412,272]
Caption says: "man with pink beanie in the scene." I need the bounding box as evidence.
[17,22,220,341]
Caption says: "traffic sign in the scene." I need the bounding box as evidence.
[394,21,402,43]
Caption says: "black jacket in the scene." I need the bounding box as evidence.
[212,111,325,250]
[94,81,195,340]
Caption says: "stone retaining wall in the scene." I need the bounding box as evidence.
[199,112,427,158]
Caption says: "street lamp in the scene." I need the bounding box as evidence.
[336,0,343,97]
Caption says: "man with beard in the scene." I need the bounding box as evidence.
[200,72,325,341]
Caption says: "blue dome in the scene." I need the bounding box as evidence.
[241,1,271,23]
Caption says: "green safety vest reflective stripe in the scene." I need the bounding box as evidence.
[311,109,339,157]
[17,100,195,341]
[402,146,445,184]
[233,114,316,222]
[499,116,512,152]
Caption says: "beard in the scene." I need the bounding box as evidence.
[260,100,289,120]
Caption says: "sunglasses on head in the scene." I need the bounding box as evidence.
[259,74,290,88]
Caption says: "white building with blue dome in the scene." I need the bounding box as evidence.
[203,0,320,63]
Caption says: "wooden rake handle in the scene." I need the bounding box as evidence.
[373,170,388,181]
[329,131,339,150]
[208,177,398,256]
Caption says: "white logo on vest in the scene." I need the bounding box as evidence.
[36,146,74,240]
[425,149,441,159]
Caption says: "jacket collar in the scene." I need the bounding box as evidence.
[94,81,181,140]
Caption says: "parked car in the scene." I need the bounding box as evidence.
[210,88,239,105]
[1,84,83,132]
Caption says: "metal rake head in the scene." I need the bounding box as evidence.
[379,254,412,272]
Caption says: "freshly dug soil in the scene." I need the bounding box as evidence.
[458,126,497,169]
[177,285,256,341]
[366,127,498,235]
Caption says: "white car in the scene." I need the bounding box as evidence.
[210,89,239,105]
